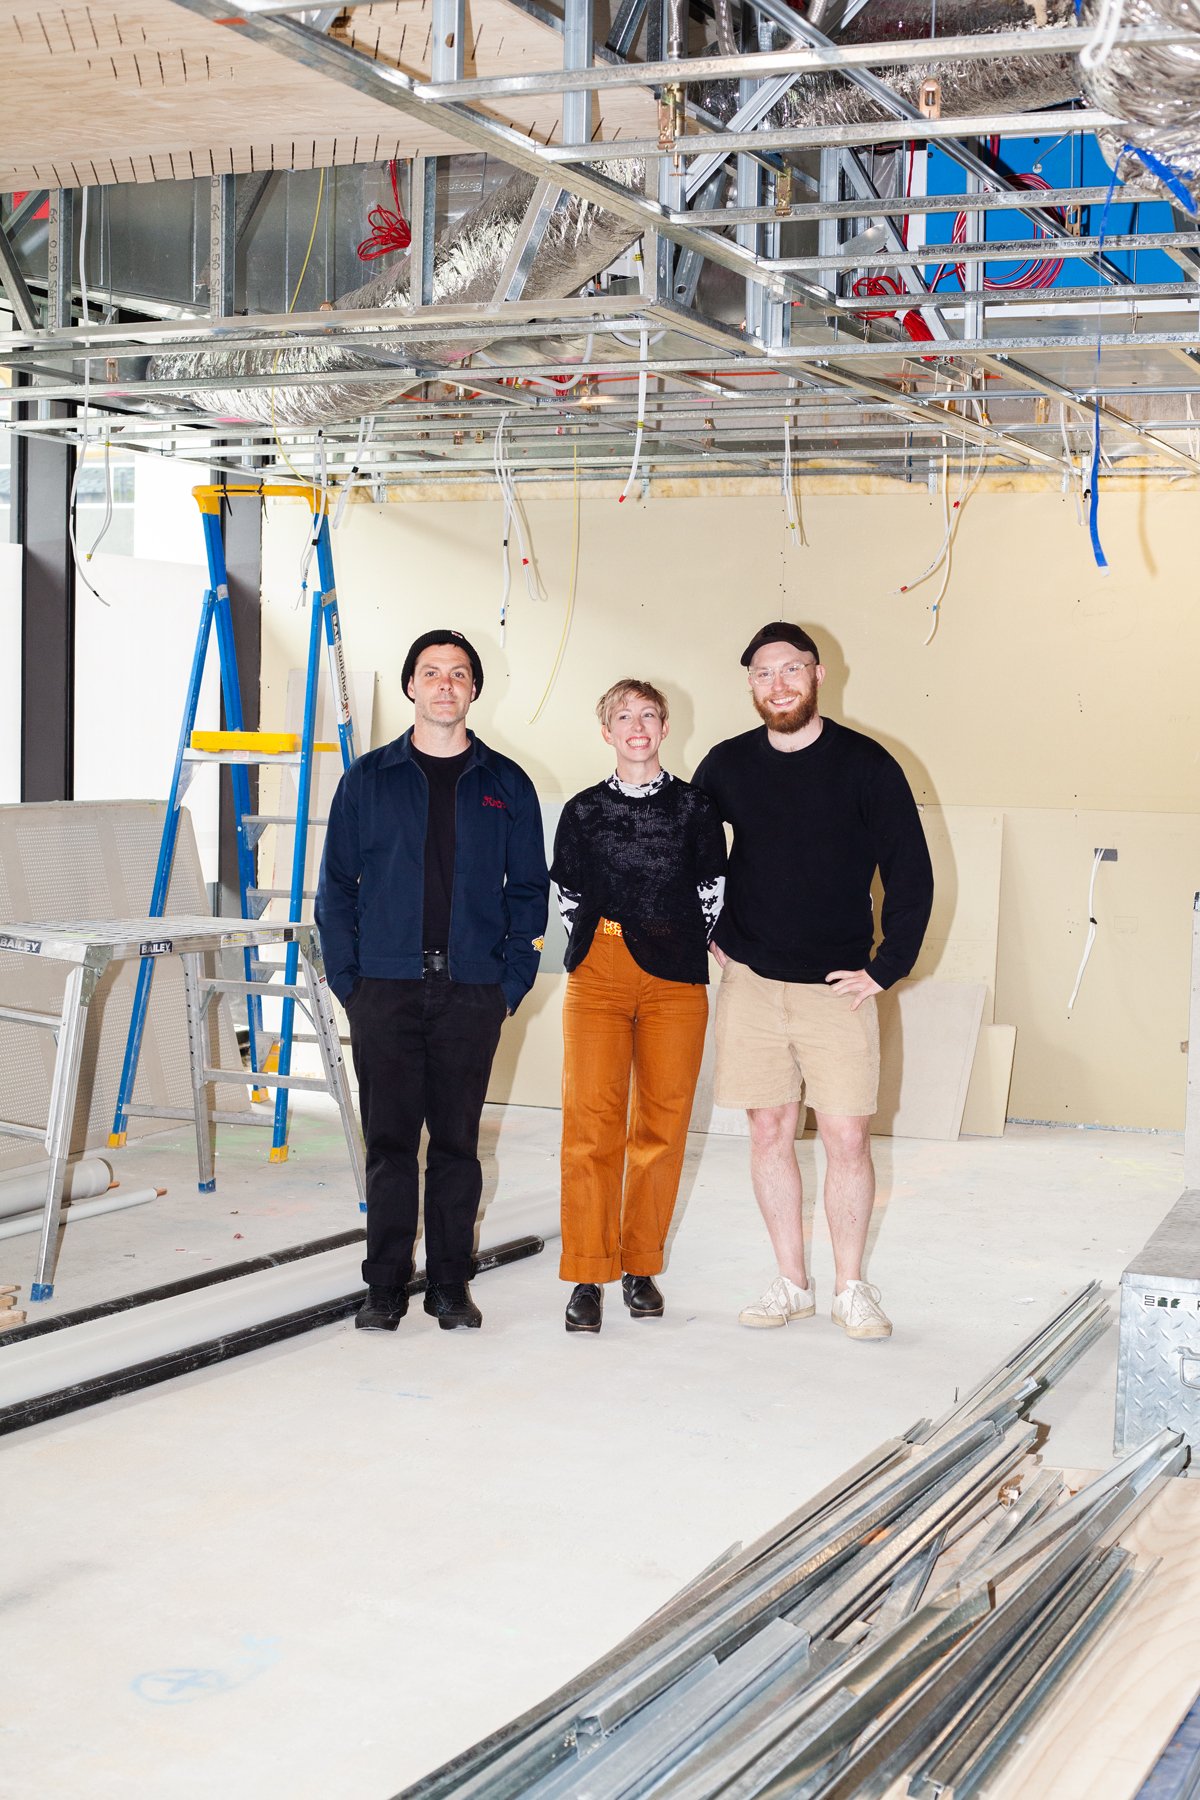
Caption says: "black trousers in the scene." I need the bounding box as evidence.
[346,975,508,1287]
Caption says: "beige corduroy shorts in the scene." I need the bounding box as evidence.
[714,957,880,1116]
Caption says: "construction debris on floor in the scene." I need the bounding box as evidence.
[400,1284,1186,1800]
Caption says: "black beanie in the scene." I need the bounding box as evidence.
[402,629,484,699]
[740,621,820,667]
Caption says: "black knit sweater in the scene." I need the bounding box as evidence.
[551,776,727,984]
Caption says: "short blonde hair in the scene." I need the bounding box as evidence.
[596,679,669,731]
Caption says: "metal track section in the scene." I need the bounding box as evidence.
[383,1288,1184,1800]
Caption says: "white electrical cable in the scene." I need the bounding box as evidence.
[331,415,374,529]
[66,185,111,608]
[1080,0,1125,71]
[475,334,597,395]
[1067,848,1105,1016]
[619,329,650,504]
[494,413,537,644]
[87,430,115,559]
[295,441,329,611]
[782,415,799,541]
[1060,402,1084,527]
[891,419,966,594]
[610,327,667,349]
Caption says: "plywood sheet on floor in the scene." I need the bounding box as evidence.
[961,1022,1017,1137]
[988,1475,1200,1800]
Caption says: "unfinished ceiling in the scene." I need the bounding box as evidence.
[2,0,1200,491]
[0,0,657,189]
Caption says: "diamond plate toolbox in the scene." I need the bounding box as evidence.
[1115,1189,1200,1454]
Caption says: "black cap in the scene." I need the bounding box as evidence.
[402,629,484,699]
[740,621,820,667]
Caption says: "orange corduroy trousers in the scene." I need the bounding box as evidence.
[559,926,710,1284]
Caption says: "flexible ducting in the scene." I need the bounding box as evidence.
[155,0,1089,427]
[152,161,645,428]
[1079,0,1200,209]
[697,0,1081,133]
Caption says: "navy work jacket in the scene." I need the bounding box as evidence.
[315,728,549,1014]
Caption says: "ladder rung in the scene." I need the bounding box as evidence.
[0,1005,61,1029]
[184,749,303,767]
[247,888,318,901]
[241,815,330,828]
[126,1104,274,1128]
[0,1119,46,1142]
[291,1032,351,1046]
[207,979,307,999]
[202,1068,330,1092]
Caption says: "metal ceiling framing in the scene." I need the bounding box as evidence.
[3,2,1200,490]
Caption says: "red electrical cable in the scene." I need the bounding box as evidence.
[357,160,412,261]
[901,310,935,344]
[852,273,905,318]
[928,171,1065,294]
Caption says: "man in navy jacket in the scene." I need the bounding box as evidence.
[316,629,549,1333]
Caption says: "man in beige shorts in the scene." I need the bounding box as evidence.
[693,623,933,1340]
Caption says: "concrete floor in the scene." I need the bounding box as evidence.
[0,1109,1186,1800]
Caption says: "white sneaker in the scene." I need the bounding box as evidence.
[831,1280,892,1341]
[738,1275,815,1329]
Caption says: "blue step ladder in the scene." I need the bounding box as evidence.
[109,482,359,1182]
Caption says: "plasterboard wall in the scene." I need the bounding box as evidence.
[260,486,1200,1130]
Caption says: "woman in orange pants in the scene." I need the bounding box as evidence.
[551,679,727,1334]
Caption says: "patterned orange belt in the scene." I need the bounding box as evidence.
[600,917,623,938]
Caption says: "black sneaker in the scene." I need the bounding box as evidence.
[356,1285,409,1332]
[622,1274,664,1319]
[424,1280,482,1330]
[565,1283,603,1334]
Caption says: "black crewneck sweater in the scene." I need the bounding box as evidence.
[693,718,933,988]
[551,777,727,984]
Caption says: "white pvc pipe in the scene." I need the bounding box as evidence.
[0,1187,165,1242]
[0,1158,114,1220]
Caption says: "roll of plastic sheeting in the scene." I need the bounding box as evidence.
[0,1159,113,1220]
[0,1188,162,1242]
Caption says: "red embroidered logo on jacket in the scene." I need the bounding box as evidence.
[482,794,506,809]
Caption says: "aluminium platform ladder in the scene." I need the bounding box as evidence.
[108,483,358,1176]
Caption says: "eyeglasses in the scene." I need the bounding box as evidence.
[749,661,816,687]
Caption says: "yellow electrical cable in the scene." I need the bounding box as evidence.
[290,168,326,313]
[528,443,580,724]
[271,170,326,485]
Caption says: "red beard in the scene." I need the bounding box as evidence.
[753,687,819,734]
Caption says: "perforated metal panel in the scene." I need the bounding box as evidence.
[0,800,248,1177]
[1115,1190,1200,1455]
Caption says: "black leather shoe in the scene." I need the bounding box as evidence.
[355,1285,409,1331]
[424,1280,483,1330]
[622,1274,664,1319]
[565,1283,603,1334]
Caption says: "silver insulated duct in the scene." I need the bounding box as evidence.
[152,162,644,429]
[1079,0,1200,209]
[698,0,1082,132]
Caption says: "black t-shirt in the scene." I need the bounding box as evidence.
[692,718,934,989]
[411,743,473,950]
